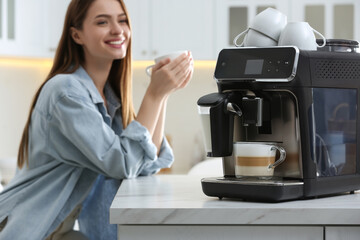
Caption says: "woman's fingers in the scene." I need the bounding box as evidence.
[178,65,193,89]
[176,64,192,85]
[152,58,171,72]
[167,52,189,70]
[149,51,193,96]
[155,51,192,76]
[175,53,193,75]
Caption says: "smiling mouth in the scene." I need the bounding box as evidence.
[106,39,125,45]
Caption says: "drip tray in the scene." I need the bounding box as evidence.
[209,177,304,186]
[201,177,304,202]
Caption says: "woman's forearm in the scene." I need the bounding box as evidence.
[136,90,162,133]
[152,97,168,154]
[136,89,167,155]
[136,89,166,144]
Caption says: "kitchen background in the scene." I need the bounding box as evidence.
[0,0,359,185]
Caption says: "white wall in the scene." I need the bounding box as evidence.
[0,59,51,159]
[0,60,217,182]
[0,59,52,183]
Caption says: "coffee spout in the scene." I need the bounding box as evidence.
[242,97,263,127]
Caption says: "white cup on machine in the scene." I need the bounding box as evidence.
[233,142,286,179]
[145,50,188,76]
[239,29,278,47]
[233,7,287,47]
[278,22,326,50]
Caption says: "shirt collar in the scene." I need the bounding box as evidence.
[74,66,122,117]
[73,66,104,104]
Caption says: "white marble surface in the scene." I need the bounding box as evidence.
[110,175,360,225]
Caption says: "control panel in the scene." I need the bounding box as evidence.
[214,47,299,82]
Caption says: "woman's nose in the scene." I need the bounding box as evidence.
[111,22,124,35]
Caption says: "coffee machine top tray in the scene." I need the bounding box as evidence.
[214,46,299,82]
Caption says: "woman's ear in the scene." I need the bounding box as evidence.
[70,27,83,45]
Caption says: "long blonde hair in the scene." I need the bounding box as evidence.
[17,0,135,168]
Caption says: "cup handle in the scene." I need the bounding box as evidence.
[233,29,249,47]
[312,28,326,48]
[268,146,286,169]
[145,64,155,76]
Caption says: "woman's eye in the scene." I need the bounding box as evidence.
[97,20,107,25]
[119,19,128,24]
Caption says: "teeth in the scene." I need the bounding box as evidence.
[108,40,124,45]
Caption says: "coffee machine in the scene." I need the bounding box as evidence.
[198,44,360,202]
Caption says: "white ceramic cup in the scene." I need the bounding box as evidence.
[249,7,287,41]
[278,22,326,50]
[234,7,287,47]
[234,28,278,47]
[145,50,188,76]
[234,142,286,178]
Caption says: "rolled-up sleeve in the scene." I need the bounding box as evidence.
[121,120,174,176]
[47,92,173,179]
[140,135,174,176]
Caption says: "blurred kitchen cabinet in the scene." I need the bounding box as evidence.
[124,0,216,60]
[214,0,290,53]
[0,0,70,58]
[0,0,45,57]
[325,227,360,240]
[43,0,71,58]
[123,0,151,60]
[289,0,360,42]
[118,225,324,239]
[0,0,16,51]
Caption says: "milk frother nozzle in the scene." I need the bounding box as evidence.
[226,102,242,117]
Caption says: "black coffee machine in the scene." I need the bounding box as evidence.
[198,43,360,202]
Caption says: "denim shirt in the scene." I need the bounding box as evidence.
[0,66,174,239]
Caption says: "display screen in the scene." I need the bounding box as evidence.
[244,59,264,75]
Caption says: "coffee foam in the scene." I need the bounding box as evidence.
[234,144,276,157]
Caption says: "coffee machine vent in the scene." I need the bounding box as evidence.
[315,60,360,80]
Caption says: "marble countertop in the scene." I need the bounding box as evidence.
[110,175,360,225]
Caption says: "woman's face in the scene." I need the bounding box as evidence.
[72,0,131,63]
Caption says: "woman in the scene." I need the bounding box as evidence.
[0,0,193,239]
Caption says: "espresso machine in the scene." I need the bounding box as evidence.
[198,43,360,202]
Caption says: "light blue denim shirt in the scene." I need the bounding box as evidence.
[0,66,174,239]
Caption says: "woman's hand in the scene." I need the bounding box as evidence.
[147,51,194,99]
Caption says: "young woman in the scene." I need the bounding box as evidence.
[0,0,193,239]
